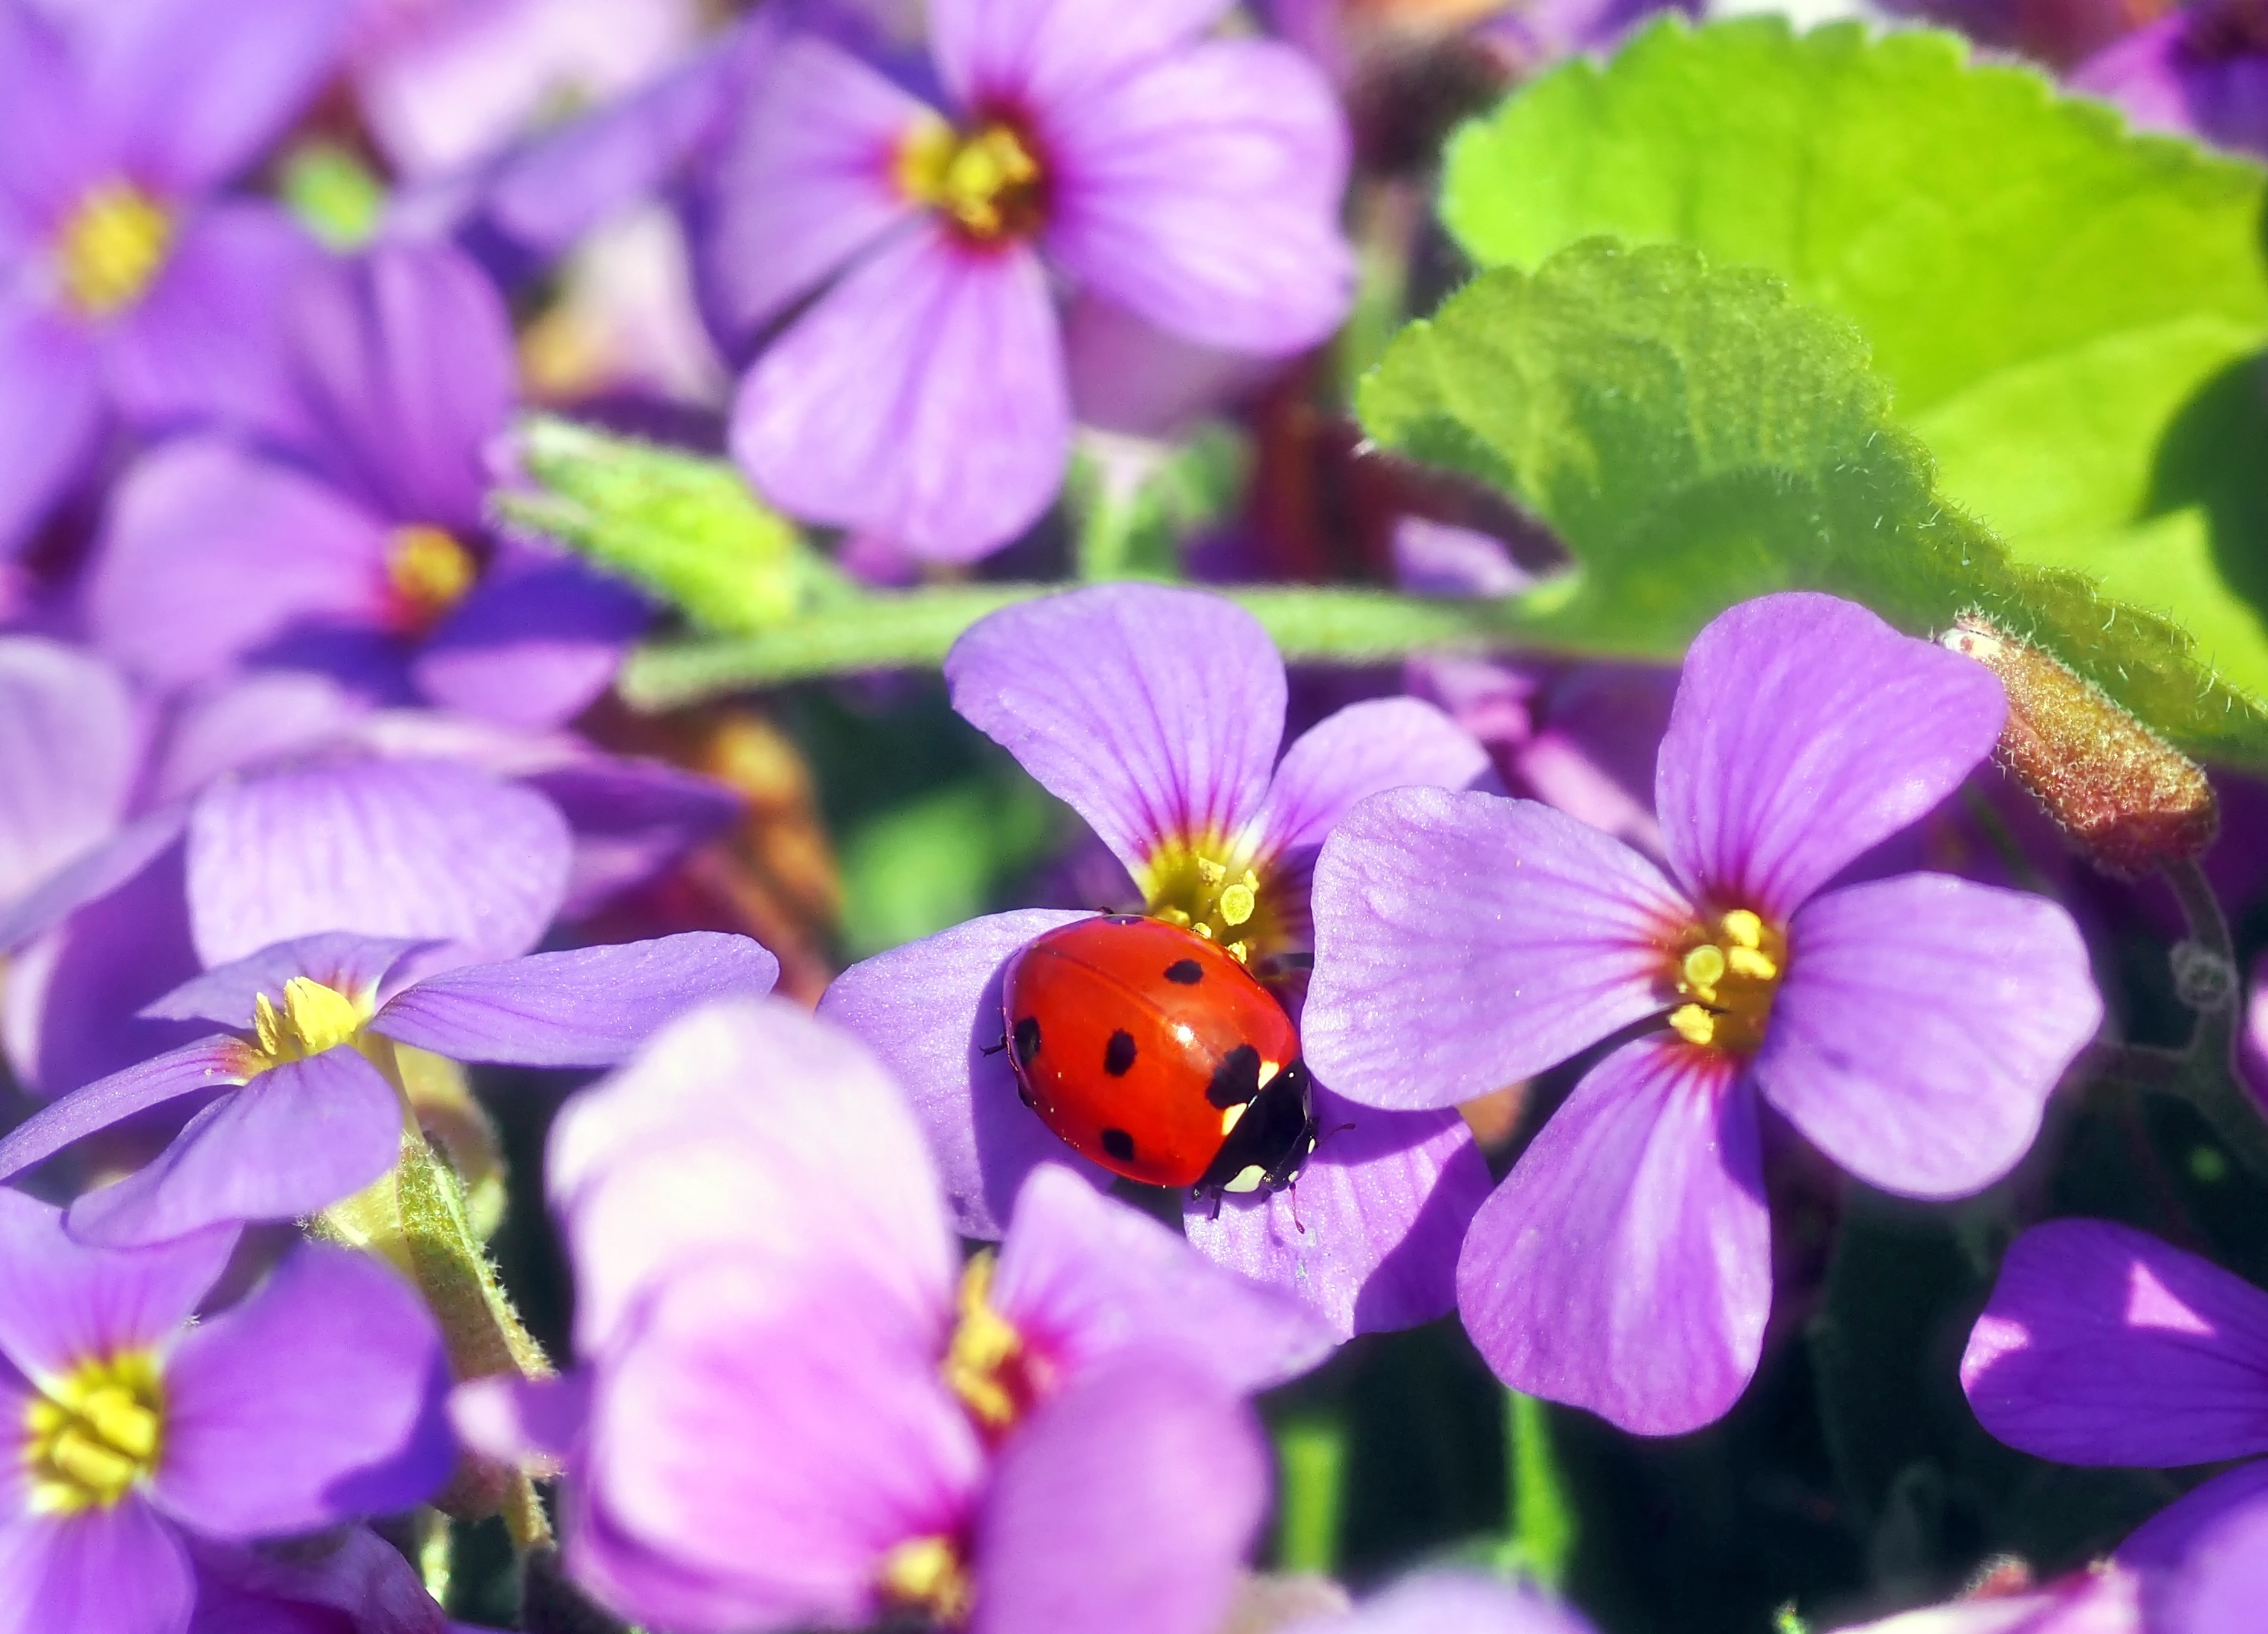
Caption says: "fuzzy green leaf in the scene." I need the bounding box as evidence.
[1358,238,2268,763]
[1441,18,2268,714]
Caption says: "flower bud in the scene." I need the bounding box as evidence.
[1941,613,2217,879]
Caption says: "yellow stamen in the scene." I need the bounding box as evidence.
[897,113,1046,242]
[878,1534,975,1627]
[250,977,371,1068]
[1664,907,1787,1057]
[385,526,479,632]
[24,1353,165,1513]
[57,183,173,317]
[1140,839,1274,967]
[941,1254,1049,1435]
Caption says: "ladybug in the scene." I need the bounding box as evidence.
[1001,915,1319,1202]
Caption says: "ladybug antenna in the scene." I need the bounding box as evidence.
[1312,1120,1358,1159]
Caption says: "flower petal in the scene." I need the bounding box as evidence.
[1656,592,2005,918]
[87,439,391,692]
[1757,873,2099,1198]
[929,0,1233,111]
[1184,1085,1490,1340]
[2155,1485,2268,1634]
[451,1370,589,1472]
[2121,1458,2268,1586]
[0,1500,192,1634]
[550,997,955,1356]
[1042,39,1352,353]
[411,560,649,731]
[0,301,101,560]
[154,1246,452,1538]
[0,809,186,955]
[144,932,436,1028]
[995,1163,1335,1394]
[186,757,571,969]
[700,32,926,346]
[373,932,779,1067]
[185,1523,451,1634]
[1457,1037,1768,1436]
[1256,697,1492,865]
[730,221,1068,563]
[818,910,1108,1241]
[0,1189,231,1384]
[1303,788,1686,1111]
[1293,1574,1601,1634]
[972,1346,1266,1634]
[1960,1219,2268,1467]
[519,756,741,922]
[945,585,1285,877]
[0,638,139,908]
[583,1253,984,1634]
[66,1051,403,1248]
[0,1036,248,1185]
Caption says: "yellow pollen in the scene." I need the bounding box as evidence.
[24,1353,165,1513]
[878,1534,975,1627]
[941,1254,1047,1435]
[897,114,1046,242]
[1664,907,1787,1057]
[251,977,369,1067]
[1141,841,1273,967]
[57,182,173,317]
[385,526,479,632]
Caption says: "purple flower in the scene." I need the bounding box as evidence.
[1303,592,2103,1433]
[1960,1217,2268,1634]
[1283,1572,1601,1634]
[703,0,1355,559]
[188,1524,464,1634]
[0,1191,453,1634]
[1833,1566,2143,1632]
[820,583,1495,1337]
[459,996,1304,1634]
[2070,7,2268,160]
[0,0,347,555]
[85,237,649,730]
[0,922,778,1248]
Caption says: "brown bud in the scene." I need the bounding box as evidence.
[1942,613,2218,879]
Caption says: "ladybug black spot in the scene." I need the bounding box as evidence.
[1205,1044,1263,1108]
[1100,1127,1136,1162]
[1163,959,1203,986]
[1012,1015,1042,1066]
[1103,1029,1137,1076]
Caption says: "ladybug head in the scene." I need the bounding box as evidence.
[1196,1057,1319,1202]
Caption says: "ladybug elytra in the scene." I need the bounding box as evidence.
[1001,915,1319,1201]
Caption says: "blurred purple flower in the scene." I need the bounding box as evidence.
[1285,1571,1602,1634]
[0,922,777,1249]
[1960,1217,2268,1634]
[458,996,1294,1634]
[86,236,648,730]
[2071,5,2268,159]
[1833,1565,2143,1632]
[0,1191,452,1634]
[1303,593,2103,1433]
[0,0,349,556]
[188,1523,464,1634]
[703,0,1356,560]
[820,584,1495,1338]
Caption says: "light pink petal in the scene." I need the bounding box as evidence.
[945,585,1285,877]
[1257,697,1492,864]
[1457,1037,1768,1436]
[1831,1567,2142,1633]
[1042,38,1352,353]
[451,1370,589,1472]
[1758,874,2099,1198]
[730,221,1068,563]
[549,997,956,1357]
[700,32,927,345]
[0,300,102,559]
[1656,593,2005,919]
[1960,1219,2268,1468]
[1288,1574,1601,1634]
[1184,1085,1490,1340]
[929,0,1233,111]
[1303,788,1687,1111]
[0,638,139,908]
[186,757,571,968]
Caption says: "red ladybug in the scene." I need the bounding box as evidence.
[1001,915,1318,1201]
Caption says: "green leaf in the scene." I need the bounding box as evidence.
[500,417,849,635]
[1357,237,2268,763]
[1441,18,2268,716]
[1064,422,1247,583]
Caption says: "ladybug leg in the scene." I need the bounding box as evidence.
[978,1033,1009,1057]
[1287,1181,1307,1236]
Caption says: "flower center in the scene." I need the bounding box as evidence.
[1665,908,1787,1057]
[896,114,1047,243]
[251,977,371,1069]
[384,526,480,634]
[941,1253,1052,1436]
[56,182,174,317]
[1141,841,1276,967]
[877,1534,975,1628]
[24,1353,165,1513]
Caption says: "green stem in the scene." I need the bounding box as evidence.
[1495,1391,1575,1588]
[1272,1413,1348,1577]
[621,584,1582,708]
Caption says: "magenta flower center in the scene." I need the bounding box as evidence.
[385,525,481,634]
[56,181,174,317]
[1665,908,1788,1057]
[877,1533,975,1627]
[896,114,1048,243]
[23,1352,165,1513]
[943,1253,1054,1436]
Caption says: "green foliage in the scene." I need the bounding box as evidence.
[1357,238,2268,763]
[1065,423,1247,583]
[1441,17,2268,716]
[838,775,1063,959]
[279,141,385,249]
[1496,1391,1576,1589]
[502,418,847,635]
